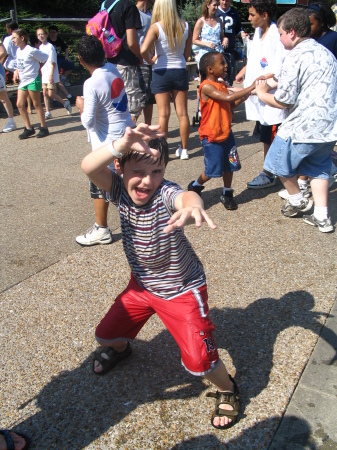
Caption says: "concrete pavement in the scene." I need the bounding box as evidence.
[1,80,336,449]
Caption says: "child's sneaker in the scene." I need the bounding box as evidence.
[187,181,204,196]
[2,121,17,133]
[45,111,52,119]
[64,99,72,115]
[281,198,313,217]
[36,127,49,138]
[278,189,289,200]
[278,184,311,200]
[18,127,35,139]
[303,214,334,233]
[220,189,238,210]
[247,172,276,189]
[76,223,113,246]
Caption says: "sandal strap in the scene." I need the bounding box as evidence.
[0,430,15,450]
[95,347,119,365]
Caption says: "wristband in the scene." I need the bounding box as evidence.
[109,141,123,159]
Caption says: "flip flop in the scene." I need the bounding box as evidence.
[0,430,31,450]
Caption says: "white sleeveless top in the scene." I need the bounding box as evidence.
[153,21,189,70]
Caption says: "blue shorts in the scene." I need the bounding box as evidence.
[151,68,188,94]
[202,131,241,178]
[264,135,333,180]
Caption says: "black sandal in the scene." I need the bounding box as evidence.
[206,375,240,430]
[0,430,31,450]
[93,342,132,375]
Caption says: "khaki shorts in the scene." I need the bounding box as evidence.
[42,82,56,90]
[117,64,144,116]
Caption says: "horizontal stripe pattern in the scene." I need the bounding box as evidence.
[110,175,206,299]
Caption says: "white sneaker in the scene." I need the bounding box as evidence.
[2,121,17,133]
[76,223,113,246]
[175,146,182,158]
[64,100,72,115]
[180,149,189,160]
[247,172,276,189]
[278,183,311,200]
[45,111,52,119]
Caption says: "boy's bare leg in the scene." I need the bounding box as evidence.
[197,171,210,185]
[223,172,233,189]
[310,177,329,207]
[48,88,66,106]
[93,339,128,373]
[263,142,274,178]
[94,198,109,227]
[43,89,51,113]
[204,360,235,427]
[280,175,301,195]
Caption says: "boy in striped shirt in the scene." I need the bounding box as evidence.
[81,123,240,429]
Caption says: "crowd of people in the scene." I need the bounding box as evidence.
[1,0,337,445]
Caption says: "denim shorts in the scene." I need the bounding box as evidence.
[202,131,241,178]
[151,68,188,94]
[264,135,334,179]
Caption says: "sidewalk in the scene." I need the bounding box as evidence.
[1,80,336,449]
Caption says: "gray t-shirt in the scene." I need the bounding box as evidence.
[275,39,337,143]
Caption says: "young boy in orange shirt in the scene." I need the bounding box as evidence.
[188,51,257,209]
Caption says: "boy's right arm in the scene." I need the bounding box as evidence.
[201,81,255,104]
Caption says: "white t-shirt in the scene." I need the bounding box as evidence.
[244,23,288,126]
[275,39,337,143]
[16,45,48,88]
[81,62,134,151]
[3,35,17,71]
[39,42,60,84]
[153,22,189,70]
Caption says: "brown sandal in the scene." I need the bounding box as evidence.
[206,375,240,429]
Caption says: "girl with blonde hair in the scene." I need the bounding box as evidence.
[141,0,192,160]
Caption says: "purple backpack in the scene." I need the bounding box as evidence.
[86,0,123,58]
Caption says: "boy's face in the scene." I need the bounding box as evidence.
[220,0,231,11]
[121,156,165,206]
[248,7,266,29]
[278,26,295,50]
[211,53,228,78]
[37,29,47,43]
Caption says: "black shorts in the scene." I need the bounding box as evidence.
[258,122,280,145]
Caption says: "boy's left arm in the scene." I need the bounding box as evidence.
[163,191,217,233]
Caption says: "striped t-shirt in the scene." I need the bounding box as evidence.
[109,173,206,299]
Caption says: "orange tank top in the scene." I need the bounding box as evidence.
[198,79,232,143]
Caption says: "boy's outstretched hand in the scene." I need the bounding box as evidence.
[164,191,217,233]
[114,123,165,158]
[163,206,217,233]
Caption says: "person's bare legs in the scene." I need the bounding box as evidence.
[263,143,274,178]
[43,88,51,113]
[26,96,32,114]
[57,82,70,97]
[197,171,211,185]
[310,177,329,207]
[172,89,190,150]
[280,175,301,195]
[48,88,67,107]
[28,90,46,128]
[16,89,32,129]
[223,172,233,189]
[94,198,109,227]
[154,92,171,139]
[143,104,153,126]
[93,339,128,373]
[204,360,235,427]
[0,432,26,450]
[0,90,14,118]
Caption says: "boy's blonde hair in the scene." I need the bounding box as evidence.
[151,0,184,52]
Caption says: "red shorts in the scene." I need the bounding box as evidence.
[95,275,219,375]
